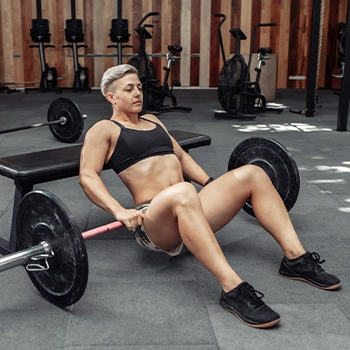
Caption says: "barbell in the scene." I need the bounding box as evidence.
[0,137,300,307]
[0,97,86,143]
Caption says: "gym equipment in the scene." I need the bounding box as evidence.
[13,190,121,306]
[291,0,325,118]
[128,11,159,108]
[338,22,346,67]
[128,12,191,114]
[15,190,88,306]
[146,45,192,114]
[228,137,300,216]
[0,136,299,306]
[214,14,281,119]
[0,81,43,93]
[26,0,57,92]
[62,0,90,91]
[0,97,86,143]
[107,0,132,64]
[128,12,159,81]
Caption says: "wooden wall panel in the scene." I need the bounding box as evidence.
[276,0,291,88]
[199,0,211,86]
[180,0,191,87]
[1,0,14,83]
[0,0,348,90]
[209,0,221,87]
[189,0,200,86]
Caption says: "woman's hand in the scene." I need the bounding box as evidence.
[114,208,145,230]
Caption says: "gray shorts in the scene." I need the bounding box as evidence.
[133,202,183,256]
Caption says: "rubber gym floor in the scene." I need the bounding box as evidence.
[0,88,349,350]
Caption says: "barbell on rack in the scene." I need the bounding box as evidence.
[0,137,300,307]
[0,97,86,143]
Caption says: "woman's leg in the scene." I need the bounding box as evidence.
[199,165,306,259]
[142,182,243,292]
[142,180,281,328]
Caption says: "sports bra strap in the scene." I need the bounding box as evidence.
[110,120,125,128]
[139,117,156,125]
[110,117,157,128]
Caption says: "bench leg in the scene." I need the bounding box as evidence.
[8,182,33,252]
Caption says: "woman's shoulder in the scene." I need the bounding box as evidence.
[86,119,120,138]
[92,119,119,129]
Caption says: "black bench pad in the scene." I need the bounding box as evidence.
[0,130,211,185]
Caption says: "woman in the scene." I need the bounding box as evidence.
[79,64,340,329]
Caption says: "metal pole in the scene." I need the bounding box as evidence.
[305,0,321,117]
[71,0,76,20]
[336,0,350,131]
[117,0,123,64]
[0,117,66,135]
[36,0,42,20]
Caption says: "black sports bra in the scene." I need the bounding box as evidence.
[106,117,174,174]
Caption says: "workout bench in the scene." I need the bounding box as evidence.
[0,130,211,255]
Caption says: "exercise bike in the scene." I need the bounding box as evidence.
[128,12,158,83]
[214,14,282,119]
[62,0,90,91]
[128,12,191,114]
[25,0,57,93]
[146,45,192,114]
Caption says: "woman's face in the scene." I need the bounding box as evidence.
[108,73,143,113]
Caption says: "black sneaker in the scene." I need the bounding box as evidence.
[279,251,341,290]
[220,282,281,329]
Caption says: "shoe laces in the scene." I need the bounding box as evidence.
[308,252,325,272]
[310,252,325,264]
[240,284,265,307]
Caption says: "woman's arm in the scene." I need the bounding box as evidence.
[79,121,143,229]
[171,137,212,186]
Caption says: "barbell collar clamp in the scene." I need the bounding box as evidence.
[0,241,52,273]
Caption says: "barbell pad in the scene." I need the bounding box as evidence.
[47,97,84,143]
[227,137,300,216]
[82,221,124,240]
[16,190,88,307]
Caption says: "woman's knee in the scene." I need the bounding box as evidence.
[167,182,200,208]
[229,164,271,186]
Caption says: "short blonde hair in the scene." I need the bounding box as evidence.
[100,64,138,98]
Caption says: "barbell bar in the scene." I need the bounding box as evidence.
[0,217,122,274]
[0,136,300,307]
[0,97,87,143]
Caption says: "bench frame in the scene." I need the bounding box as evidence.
[0,130,211,254]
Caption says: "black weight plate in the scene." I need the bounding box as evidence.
[16,190,88,307]
[228,137,300,216]
[47,97,84,143]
